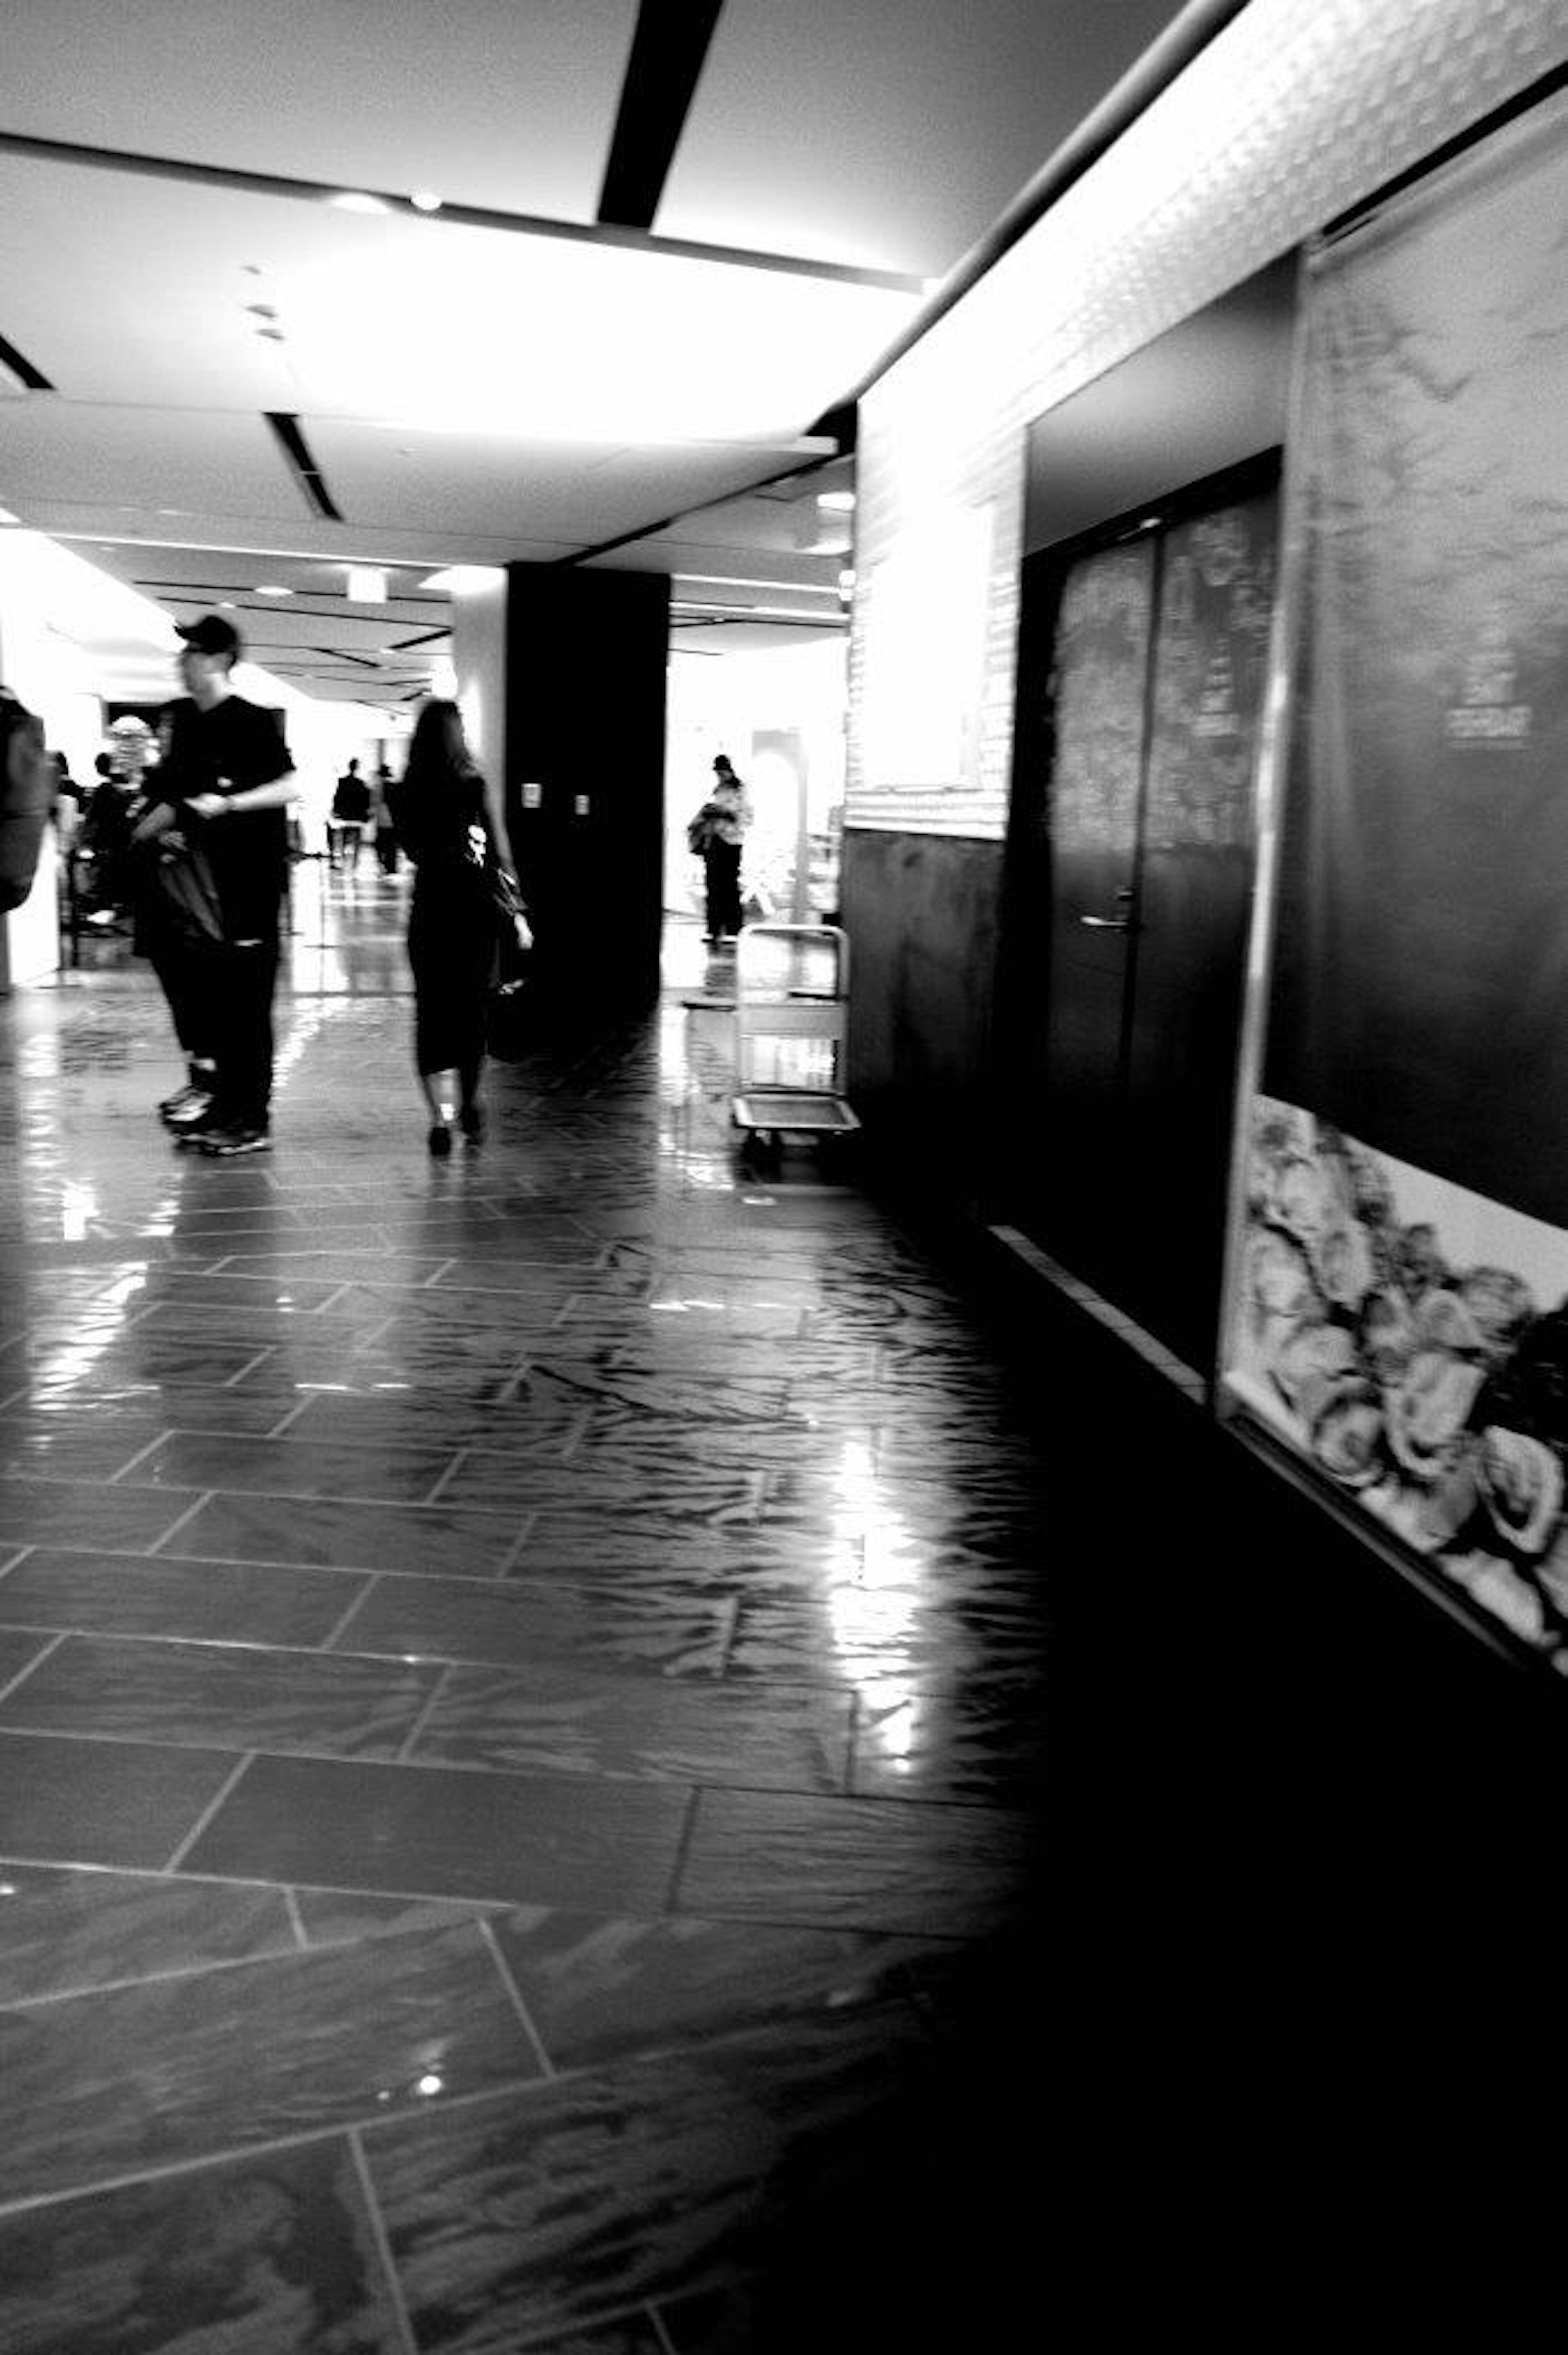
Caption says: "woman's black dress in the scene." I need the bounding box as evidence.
[390,769,497,1076]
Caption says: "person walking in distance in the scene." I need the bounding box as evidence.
[388,698,528,1157]
[687,752,752,948]
[329,756,372,873]
[153,614,297,1155]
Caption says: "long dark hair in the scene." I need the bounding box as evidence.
[403,698,476,794]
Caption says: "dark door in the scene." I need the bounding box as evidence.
[1004,469,1279,1374]
[1035,536,1156,1296]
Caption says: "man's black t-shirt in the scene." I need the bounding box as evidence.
[157,694,294,939]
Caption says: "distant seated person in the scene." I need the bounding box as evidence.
[329,757,372,871]
[76,758,138,924]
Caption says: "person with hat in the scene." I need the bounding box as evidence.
[137,613,298,1155]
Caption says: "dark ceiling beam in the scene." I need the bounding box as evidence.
[0,325,53,390]
[597,0,724,231]
[265,413,343,523]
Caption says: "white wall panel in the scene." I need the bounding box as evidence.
[849,0,1568,839]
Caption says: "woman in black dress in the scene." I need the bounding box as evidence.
[388,699,528,1156]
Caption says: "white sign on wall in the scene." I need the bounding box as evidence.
[858,500,994,797]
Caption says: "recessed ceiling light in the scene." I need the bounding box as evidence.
[218,600,238,610]
[255,584,292,597]
[331,191,390,215]
[410,190,443,214]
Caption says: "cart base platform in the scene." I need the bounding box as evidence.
[733,1093,860,1133]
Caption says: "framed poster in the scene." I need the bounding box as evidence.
[1222,90,1568,1661]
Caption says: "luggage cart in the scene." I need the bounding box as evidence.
[731,922,860,1170]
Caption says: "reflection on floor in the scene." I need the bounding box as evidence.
[0,868,1060,2352]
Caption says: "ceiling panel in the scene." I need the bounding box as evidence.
[0,0,637,221]
[24,514,576,570]
[303,421,832,545]
[0,153,915,436]
[658,0,1184,277]
[0,404,302,516]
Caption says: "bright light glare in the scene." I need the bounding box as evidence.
[419,566,505,596]
[817,491,857,512]
[278,223,920,443]
[255,584,293,598]
[331,191,390,215]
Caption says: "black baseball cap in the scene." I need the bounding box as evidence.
[175,614,243,661]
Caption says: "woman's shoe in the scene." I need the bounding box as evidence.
[428,1121,452,1158]
[458,1103,484,1144]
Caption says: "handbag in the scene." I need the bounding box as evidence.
[485,863,534,1059]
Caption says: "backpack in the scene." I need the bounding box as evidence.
[0,696,51,912]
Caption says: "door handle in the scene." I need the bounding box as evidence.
[1080,914,1131,930]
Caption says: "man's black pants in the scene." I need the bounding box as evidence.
[208,936,279,1132]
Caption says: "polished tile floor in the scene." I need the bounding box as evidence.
[0,864,1063,2353]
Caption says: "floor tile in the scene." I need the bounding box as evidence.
[122,1268,350,1312]
[849,1682,1050,1804]
[0,1920,539,2204]
[0,2134,408,2353]
[410,1664,851,1792]
[0,1731,238,1871]
[0,1634,444,1759]
[286,1388,582,1450]
[181,1752,690,1910]
[513,1516,856,1586]
[488,1905,935,2073]
[336,1572,734,1677]
[0,1547,368,1646]
[294,1886,499,1947]
[0,1860,295,2003]
[726,1590,1050,1695]
[452,1454,761,1516]
[132,1429,464,1503]
[0,1628,56,1694]
[157,1491,526,1577]
[363,2001,928,2352]
[0,1385,301,1436]
[0,1420,174,1483]
[677,1787,1035,1936]
[0,1479,199,1553]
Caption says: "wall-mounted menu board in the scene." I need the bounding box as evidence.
[1143,492,1277,854]
[1048,539,1153,859]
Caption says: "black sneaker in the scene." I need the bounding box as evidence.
[160,1085,215,1129]
[198,1125,272,1157]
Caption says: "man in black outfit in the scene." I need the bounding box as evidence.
[329,756,372,871]
[154,614,296,1156]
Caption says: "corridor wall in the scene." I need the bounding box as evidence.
[845,0,1568,1670]
[844,0,1567,1169]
